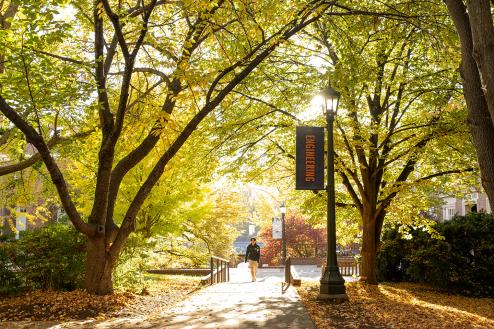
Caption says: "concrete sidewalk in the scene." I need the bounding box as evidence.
[152,266,314,328]
[148,265,356,328]
[82,267,316,329]
[8,267,316,329]
[155,278,316,328]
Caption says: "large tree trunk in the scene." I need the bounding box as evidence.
[465,1,494,211]
[85,237,116,295]
[360,210,378,284]
[445,0,494,211]
[465,88,494,211]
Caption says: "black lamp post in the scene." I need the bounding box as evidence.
[319,86,347,299]
[280,202,287,264]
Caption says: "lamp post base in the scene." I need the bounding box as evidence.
[319,265,347,300]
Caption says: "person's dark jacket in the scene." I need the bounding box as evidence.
[245,243,261,262]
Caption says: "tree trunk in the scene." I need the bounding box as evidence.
[465,3,494,211]
[467,0,494,125]
[445,0,494,211]
[467,101,494,211]
[85,237,115,295]
[360,212,378,284]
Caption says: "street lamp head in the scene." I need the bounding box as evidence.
[280,201,287,215]
[321,86,340,115]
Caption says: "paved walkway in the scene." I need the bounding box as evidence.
[4,266,356,328]
[151,267,316,328]
[56,266,316,329]
[145,265,356,328]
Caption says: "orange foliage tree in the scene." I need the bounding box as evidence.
[259,212,326,266]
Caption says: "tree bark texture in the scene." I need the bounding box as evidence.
[444,0,494,211]
[360,210,378,284]
[85,237,115,295]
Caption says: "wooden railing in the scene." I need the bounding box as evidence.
[337,258,360,276]
[210,256,230,285]
[288,256,361,276]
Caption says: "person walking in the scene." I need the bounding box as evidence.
[245,237,261,282]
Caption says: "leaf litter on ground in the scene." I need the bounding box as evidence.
[297,281,494,329]
[0,275,201,323]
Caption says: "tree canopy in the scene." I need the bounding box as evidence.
[0,0,489,293]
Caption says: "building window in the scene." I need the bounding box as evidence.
[443,207,456,221]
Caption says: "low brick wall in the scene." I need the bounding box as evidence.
[147,268,210,276]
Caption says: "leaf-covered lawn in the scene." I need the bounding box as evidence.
[0,275,201,322]
[298,282,494,329]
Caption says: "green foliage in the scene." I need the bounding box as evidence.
[0,223,86,294]
[206,0,476,249]
[377,212,494,296]
[113,234,158,293]
[0,0,484,292]
[0,236,23,295]
[113,187,244,292]
[376,228,409,282]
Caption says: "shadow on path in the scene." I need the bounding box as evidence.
[1,268,317,329]
[94,268,316,329]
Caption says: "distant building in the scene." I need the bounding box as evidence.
[1,206,63,239]
[231,221,267,266]
[0,142,63,238]
[2,207,34,238]
[233,222,263,254]
[438,191,491,222]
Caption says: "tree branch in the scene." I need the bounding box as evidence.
[415,168,474,183]
[110,0,330,256]
[0,96,95,236]
[0,130,95,176]
[29,48,86,66]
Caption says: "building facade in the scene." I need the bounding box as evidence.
[438,191,491,221]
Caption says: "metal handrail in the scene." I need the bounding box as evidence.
[210,256,230,285]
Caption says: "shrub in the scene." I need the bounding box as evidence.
[113,234,163,293]
[113,234,157,293]
[0,240,23,295]
[376,228,408,282]
[0,223,86,294]
[377,212,494,297]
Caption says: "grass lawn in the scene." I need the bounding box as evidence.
[0,274,202,322]
[298,281,494,329]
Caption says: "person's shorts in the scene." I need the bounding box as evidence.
[248,260,258,269]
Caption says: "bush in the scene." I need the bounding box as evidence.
[112,234,215,293]
[113,234,158,293]
[0,223,86,294]
[377,212,494,297]
[0,240,23,295]
[376,228,409,282]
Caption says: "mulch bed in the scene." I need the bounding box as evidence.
[298,281,494,329]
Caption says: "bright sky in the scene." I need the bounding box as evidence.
[298,95,325,122]
[54,4,77,21]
